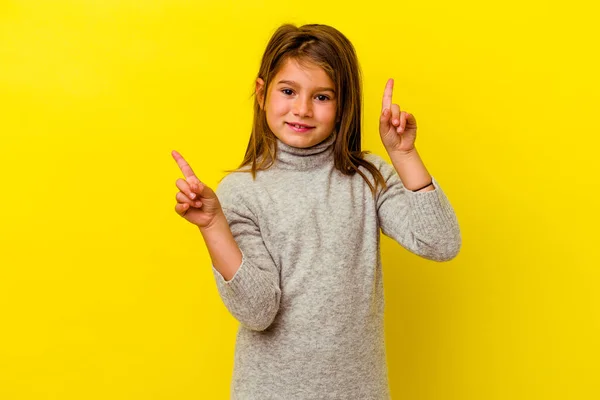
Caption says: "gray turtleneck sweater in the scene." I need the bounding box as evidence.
[211,133,461,399]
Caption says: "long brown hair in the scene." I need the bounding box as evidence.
[236,23,386,195]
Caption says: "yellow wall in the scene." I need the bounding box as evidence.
[1,1,598,399]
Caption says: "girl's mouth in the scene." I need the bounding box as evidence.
[286,122,314,133]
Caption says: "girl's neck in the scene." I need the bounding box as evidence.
[275,132,336,170]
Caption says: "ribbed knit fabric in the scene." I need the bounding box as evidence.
[211,133,461,399]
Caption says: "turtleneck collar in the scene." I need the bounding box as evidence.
[274,132,336,170]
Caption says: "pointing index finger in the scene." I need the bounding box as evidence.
[382,78,394,111]
[171,150,199,182]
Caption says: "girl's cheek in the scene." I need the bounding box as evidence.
[317,105,337,121]
[272,103,289,115]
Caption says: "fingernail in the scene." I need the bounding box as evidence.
[190,192,196,199]
[195,201,202,207]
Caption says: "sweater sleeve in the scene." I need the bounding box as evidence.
[370,154,462,261]
[210,177,282,331]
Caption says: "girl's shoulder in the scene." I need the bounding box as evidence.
[361,152,387,168]
[356,152,398,194]
[215,170,258,205]
[359,152,395,177]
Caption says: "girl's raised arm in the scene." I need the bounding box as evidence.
[172,150,242,281]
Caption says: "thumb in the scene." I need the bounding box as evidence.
[191,180,217,199]
[379,108,391,134]
[189,178,204,194]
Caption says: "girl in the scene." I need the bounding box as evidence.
[172,23,461,399]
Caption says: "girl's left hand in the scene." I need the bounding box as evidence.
[379,78,418,154]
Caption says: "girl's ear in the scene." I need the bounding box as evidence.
[256,78,265,110]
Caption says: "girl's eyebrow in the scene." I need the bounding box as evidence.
[276,80,336,94]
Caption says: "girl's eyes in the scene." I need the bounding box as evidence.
[281,89,330,101]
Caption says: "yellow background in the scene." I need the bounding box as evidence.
[1,0,599,399]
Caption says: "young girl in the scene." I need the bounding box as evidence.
[172,23,461,399]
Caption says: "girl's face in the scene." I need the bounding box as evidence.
[257,58,337,149]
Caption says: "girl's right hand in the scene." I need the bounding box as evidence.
[171,150,223,229]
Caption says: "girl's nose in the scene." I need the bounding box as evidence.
[292,97,313,118]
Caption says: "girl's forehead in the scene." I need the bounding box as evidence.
[273,58,334,87]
